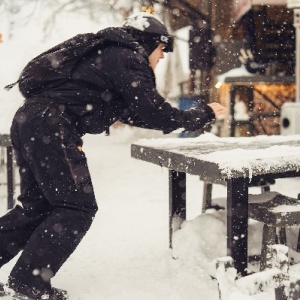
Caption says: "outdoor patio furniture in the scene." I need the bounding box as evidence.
[131,134,300,276]
[202,177,275,213]
[248,192,300,271]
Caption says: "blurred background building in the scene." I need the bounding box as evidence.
[153,0,296,137]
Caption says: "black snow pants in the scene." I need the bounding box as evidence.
[0,102,98,291]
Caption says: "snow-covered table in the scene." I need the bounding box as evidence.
[131,133,300,276]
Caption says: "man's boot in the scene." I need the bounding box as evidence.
[6,277,68,300]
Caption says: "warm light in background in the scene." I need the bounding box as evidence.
[141,6,155,14]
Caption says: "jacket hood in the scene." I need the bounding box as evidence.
[96,27,149,58]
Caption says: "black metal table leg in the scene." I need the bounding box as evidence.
[169,170,186,249]
[227,177,249,276]
[202,181,213,213]
[6,145,15,209]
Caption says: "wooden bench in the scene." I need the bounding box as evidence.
[202,177,275,213]
[248,192,300,271]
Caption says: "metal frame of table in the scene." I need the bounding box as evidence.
[0,134,15,209]
[131,136,300,276]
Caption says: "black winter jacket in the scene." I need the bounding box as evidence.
[20,27,215,135]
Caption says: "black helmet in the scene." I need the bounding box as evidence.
[123,12,174,54]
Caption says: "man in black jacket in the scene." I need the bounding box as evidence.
[0,12,226,299]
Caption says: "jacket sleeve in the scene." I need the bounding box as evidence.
[119,107,213,134]
[103,47,216,133]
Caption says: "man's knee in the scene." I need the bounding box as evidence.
[52,207,96,231]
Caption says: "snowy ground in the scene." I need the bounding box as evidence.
[0,127,300,299]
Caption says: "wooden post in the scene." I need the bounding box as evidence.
[229,85,237,137]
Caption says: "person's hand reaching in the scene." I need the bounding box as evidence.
[207,102,228,118]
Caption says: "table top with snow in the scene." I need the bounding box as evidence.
[131,133,300,180]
